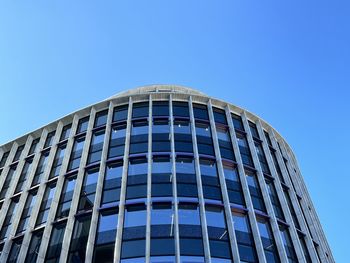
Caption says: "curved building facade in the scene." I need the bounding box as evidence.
[0,85,333,263]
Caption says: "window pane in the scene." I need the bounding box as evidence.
[68,215,92,262]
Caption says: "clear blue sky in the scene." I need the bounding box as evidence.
[0,1,349,261]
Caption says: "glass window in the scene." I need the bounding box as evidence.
[8,238,23,263]
[132,102,149,119]
[205,205,226,229]
[151,203,174,226]
[236,133,254,167]
[87,129,105,164]
[152,156,172,197]
[113,104,128,122]
[15,158,33,193]
[283,189,300,229]
[0,198,19,241]
[174,119,193,153]
[216,126,235,161]
[271,149,285,183]
[93,207,119,263]
[13,144,25,162]
[173,101,189,117]
[78,167,99,211]
[200,159,222,201]
[108,123,126,158]
[193,104,209,120]
[298,233,312,263]
[32,151,49,186]
[0,165,17,199]
[124,204,147,228]
[44,131,56,148]
[180,256,204,262]
[126,158,147,199]
[130,120,148,154]
[223,164,244,205]
[232,212,257,263]
[178,203,201,226]
[257,218,280,263]
[101,161,123,206]
[49,144,66,179]
[264,131,273,146]
[67,214,92,262]
[36,183,56,226]
[60,124,72,141]
[56,175,77,219]
[28,139,40,155]
[77,116,89,134]
[94,110,108,127]
[17,191,37,234]
[213,108,227,125]
[255,142,270,174]
[121,239,146,259]
[266,180,285,221]
[196,121,214,156]
[279,226,297,263]
[45,222,66,263]
[25,230,43,263]
[176,157,197,198]
[249,122,259,139]
[231,113,244,131]
[153,101,169,116]
[246,171,266,212]
[152,119,171,152]
[0,151,10,168]
[68,136,85,171]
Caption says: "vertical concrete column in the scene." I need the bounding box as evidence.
[85,101,114,263]
[59,107,97,263]
[188,96,211,263]
[224,106,267,263]
[207,100,240,262]
[269,129,320,263]
[145,95,152,263]
[114,96,133,263]
[255,119,306,262]
[37,111,92,263]
[169,94,181,263]
[241,111,289,263]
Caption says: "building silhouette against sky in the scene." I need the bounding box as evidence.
[0,85,333,262]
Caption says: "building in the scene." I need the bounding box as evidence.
[0,85,333,263]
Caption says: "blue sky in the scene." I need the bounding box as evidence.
[0,1,349,261]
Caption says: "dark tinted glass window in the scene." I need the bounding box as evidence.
[17,191,37,234]
[223,164,244,205]
[45,222,66,263]
[94,110,108,127]
[102,161,123,206]
[279,226,297,263]
[49,144,66,179]
[0,198,19,241]
[13,144,25,162]
[108,124,126,158]
[0,165,17,199]
[246,171,266,212]
[8,238,23,263]
[173,101,189,117]
[266,180,285,221]
[15,158,33,193]
[271,149,285,183]
[28,139,40,155]
[67,214,92,262]
[56,175,77,219]
[87,129,105,164]
[132,102,149,118]
[77,117,89,134]
[249,122,259,139]
[68,136,85,171]
[257,218,280,263]
[232,212,257,262]
[196,122,214,156]
[0,151,10,168]
[113,105,129,122]
[44,131,56,148]
[152,119,170,152]
[200,159,222,201]
[176,157,197,198]
[231,113,244,131]
[36,183,56,226]
[255,142,270,174]
[152,156,172,197]
[213,108,227,125]
[130,120,148,154]
[93,207,119,262]
[174,119,193,153]
[25,230,44,263]
[284,189,300,229]
[60,124,72,141]
[193,104,209,120]
[264,131,272,146]
[78,167,99,212]
[126,158,147,199]
[153,101,169,116]
[298,233,312,263]
[236,133,254,167]
[31,151,49,186]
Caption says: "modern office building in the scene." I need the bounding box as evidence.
[0,85,333,263]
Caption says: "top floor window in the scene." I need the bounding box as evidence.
[193,104,209,120]
[213,107,227,125]
[231,113,244,131]
[113,104,128,122]
[13,145,25,162]
[60,124,72,141]
[153,101,169,116]
[249,122,259,139]
[44,131,55,148]
[173,101,189,117]
[132,102,149,119]
[94,110,108,128]
[28,139,40,155]
[77,116,89,134]
[0,151,10,168]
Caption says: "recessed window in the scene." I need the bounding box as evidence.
[93,207,119,262]
[257,218,280,263]
[152,119,170,152]
[231,113,244,131]
[255,142,270,174]
[87,129,105,164]
[60,124,72,141]
[77,116,89,134]
[200,159,222,201]
[152,156,172,197]
[113,104,129,122]
[153,101,169,116]
[17,191,37,234]
[31,151,49,186]
[28,138,40,155]
[67,214,92,262]
[0,198,19,241]
[44,131,56,148]
[279,225,298,263]
[236,133,254,167]
[108,123,126,158]
[49,144,66,179]
[126,158,147,199]
[130,120,148,154]
[270,149,285,183]
[36,183,56,226]
[101,161,123,206]
[223,164,244,205]
[174,119,193,153]
[249,121,259,139]
[0,151,10,168]
[216,126,235,161]
[213,107,227,125]
[94,110,108,128]
[25,230,43,263]
[68,136,85,171]
[193,103,209,120]
[8,237,23,263]
[15,158,33,193]
[0,165,17,199]
[176,157,197,198]
[266,180,285,221]
[173,101,189,117]
[78,167,99,212]
[246,171,266,212]
[13,144,25,162]
[56,175,77,219]
[132,102,149,119]
[45,222,66,262]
